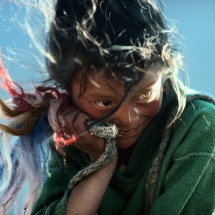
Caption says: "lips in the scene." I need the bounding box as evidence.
[118,128,138,137]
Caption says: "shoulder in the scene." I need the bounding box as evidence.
[170,95,215,158]
[152,96,215,215]
[173,95,215,132]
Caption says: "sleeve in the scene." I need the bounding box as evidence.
[31,143,90,215]
[150,100,215,215]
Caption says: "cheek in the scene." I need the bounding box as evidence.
[73,100,103,119]
[139,94,163,118]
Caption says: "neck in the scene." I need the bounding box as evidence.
[117,145,135,166]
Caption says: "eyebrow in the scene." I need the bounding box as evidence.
[145,85,157,91]
[131,81,159,94]
[88,94,119,99]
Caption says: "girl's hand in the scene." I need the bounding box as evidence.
[59,106,106,162]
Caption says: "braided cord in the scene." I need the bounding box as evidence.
[68,120,118,189]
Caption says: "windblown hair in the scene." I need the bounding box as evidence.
[0,0,186,214]
[46,0,185,122]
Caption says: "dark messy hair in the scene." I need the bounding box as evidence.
[46,0,186,121]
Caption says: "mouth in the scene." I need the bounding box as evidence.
[118,128,138,137]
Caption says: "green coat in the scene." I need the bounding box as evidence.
[31,95,215,215]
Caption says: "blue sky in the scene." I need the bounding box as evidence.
[0,1,215,99]
[164,0,215,95]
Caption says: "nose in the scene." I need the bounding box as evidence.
[108,102,140,127]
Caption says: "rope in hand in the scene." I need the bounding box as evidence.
[68,119,118,190]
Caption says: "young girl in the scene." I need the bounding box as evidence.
[1,0,215,214]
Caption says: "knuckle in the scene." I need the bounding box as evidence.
[77,112,88,120]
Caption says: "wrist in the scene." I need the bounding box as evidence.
[89,154,102,162]
[90,149,118,169]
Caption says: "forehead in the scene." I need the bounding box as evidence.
[91,70,158,88]
[71,69,161,98]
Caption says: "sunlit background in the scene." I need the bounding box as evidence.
[0,1,215,214]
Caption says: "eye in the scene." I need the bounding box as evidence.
[139,91,152,100]
[95,100,113,107]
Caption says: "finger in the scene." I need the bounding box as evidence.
[74,112,90,135]
[61,106,77,116]
[58,106,77,125]
[63,108,81,135]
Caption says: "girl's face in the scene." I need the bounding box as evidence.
[70,70,163,149]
